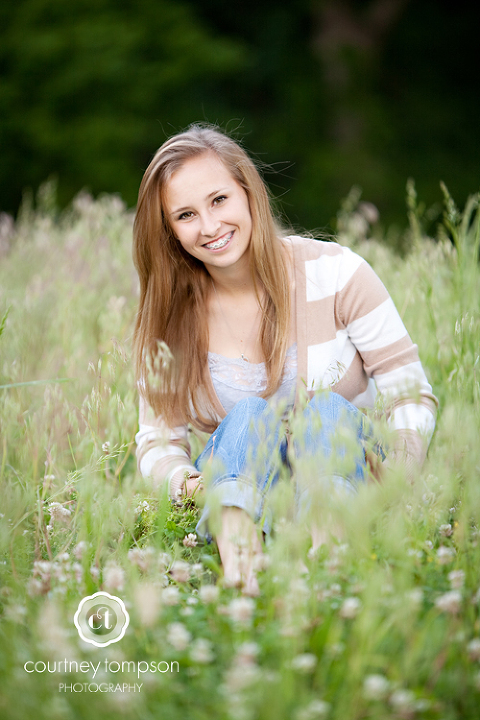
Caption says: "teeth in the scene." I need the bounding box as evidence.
[205,232,232,250]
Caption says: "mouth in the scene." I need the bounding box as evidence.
[203,231,233,251]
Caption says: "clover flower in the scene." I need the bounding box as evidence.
[295,699,330,720]
[439,523,453,537]
[434,590,462,614]
[166,622,191,651]
[290,653,317,673]
[183,533,198,548]
[363,673,390,700]
[448,569,465,589]
[199,585,220,604]
[103,562,125,591]
[162,586,180,606]
[48,502,71,525]
[227,597,256,626]
[235,642,260,665]
[436,546,456,565]
[190,638,214,664]
[170,560,191,583]
[339,597,362,619]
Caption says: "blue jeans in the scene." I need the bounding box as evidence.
[194,392,369,541]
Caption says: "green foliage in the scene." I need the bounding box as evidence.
[0,186,479,718]
[2,1,480,237]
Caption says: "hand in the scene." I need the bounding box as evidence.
[182,475,205,499]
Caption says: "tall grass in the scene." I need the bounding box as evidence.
[0,182,479,720]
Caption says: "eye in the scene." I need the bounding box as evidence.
[213,195,227,206]
[177,210,194,221]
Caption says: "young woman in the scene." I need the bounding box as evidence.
[133,125,437,595]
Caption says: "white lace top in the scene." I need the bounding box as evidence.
[208,343,298,414]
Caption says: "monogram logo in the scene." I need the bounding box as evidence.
[74,592,129,647]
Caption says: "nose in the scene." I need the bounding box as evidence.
[199,212,221,238]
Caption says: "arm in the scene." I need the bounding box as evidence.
[339,250,438,478]
[135,395,203,499]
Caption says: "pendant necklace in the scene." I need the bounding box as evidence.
[211,280,261,363]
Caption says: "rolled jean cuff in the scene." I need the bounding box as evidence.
[195,475,273,542]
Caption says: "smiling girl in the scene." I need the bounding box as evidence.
[133,125,437,595]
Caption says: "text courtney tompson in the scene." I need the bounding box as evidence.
[24,659,180,680]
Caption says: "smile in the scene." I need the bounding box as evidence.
[203,231,233,251]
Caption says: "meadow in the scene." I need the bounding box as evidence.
[0,180,479,720]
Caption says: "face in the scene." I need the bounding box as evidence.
[164,153,253,275]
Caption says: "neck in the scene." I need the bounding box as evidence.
[206,262,256,297]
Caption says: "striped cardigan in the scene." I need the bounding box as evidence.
[136,236,438,497]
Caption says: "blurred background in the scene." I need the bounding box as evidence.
[1,0,479,239]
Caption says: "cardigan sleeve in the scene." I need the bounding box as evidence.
[135,395,201,499]
[337,248,438,470]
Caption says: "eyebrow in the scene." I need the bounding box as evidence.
[169,187,229,217]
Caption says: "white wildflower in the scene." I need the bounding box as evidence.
[103,562,125,591]
[73,541,88,560]
[182,533,198,548]
[290,653,317,673]
[448,569,465,589]
[127,547,156,573]
[439,523,453,537]
[235,642,260,665]
[363,673,390,700]
[389,689,416,714]
[406,588,424,606]
[295,699,330,720]
[227,597,255,626]
[190,638,214,664]
[170,560,191,583]
[199,585,219,604]
[223,663,258,693]
[180,606,194,617]
[467,638,480,661]
[434,590,462,614]
[102,442,111,453]
[166,622,191,651]
[48,502,71,525]
[339,597,362,619]
[134,500,150,514]
[436,546,456,565]
[162,586,180,606]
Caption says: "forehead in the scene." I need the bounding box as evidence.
[164,153,236,205]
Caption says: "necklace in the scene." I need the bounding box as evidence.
[211,280,261,363]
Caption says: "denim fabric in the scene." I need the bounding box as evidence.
[194,392,368,541]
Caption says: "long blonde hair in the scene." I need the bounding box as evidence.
[133,124,291,432]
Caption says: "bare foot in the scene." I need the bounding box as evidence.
[216,507,263,596]
[310,521,344,553]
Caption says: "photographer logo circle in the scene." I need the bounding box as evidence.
[74,592,129,647]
